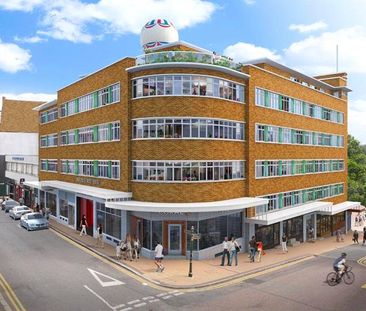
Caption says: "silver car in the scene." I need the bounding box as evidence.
[9,206,32,220]
[20,213,49,231]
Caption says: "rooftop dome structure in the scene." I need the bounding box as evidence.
[140,18,179,50]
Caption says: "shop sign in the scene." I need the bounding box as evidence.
[12,157,24,161]
[76,177,101,186]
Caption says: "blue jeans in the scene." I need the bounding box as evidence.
[249,247,256,262]
[221,249,230,265]
[229,250,238,265]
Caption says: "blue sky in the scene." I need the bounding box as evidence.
[0,0,365,142]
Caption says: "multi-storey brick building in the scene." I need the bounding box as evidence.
[0,97,43,203]
[27,19,359,259]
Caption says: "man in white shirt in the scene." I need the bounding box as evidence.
[154,242,165,272]
[220,237,230,266]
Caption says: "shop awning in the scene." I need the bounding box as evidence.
[105,197,268,213]
[246,201,333,225]
[23,180,132,201]
[318,201,361,215]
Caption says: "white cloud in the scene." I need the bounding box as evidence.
[0,93,56,110]
[0,0,44,11]
[223,42,281,63]
[0,39,31,73]
[243,0,255,5]
[283,26,366,75]
[0,0,217,43]
[14,35,47,43]
[349,99,366,143]
[289,21,327,33]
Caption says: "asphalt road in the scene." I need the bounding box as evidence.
[1,209,366,311]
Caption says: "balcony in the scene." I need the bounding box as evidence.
[135,51,243,71]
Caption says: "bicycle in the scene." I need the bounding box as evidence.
[326,266,355,286]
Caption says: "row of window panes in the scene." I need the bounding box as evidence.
[40,108,58,124]
[255,183,344,215]
[59,159,120,179]
[59,83,120,118]
[40,160,58,172]
[255,88,344,124]
[40,134,58,148]
[255,124,344,147]
[132,75,245,102]
[255,159,344,178]
[132,118,244,140]
[59,122,120,145]
[6,162,38,176]
[132,160,245,182]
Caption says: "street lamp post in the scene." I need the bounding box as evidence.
[188,225,194,277]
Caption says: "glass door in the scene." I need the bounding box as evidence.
[168,224,182,255]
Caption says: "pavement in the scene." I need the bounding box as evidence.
[1,211,366,311]
[49,218,364,289]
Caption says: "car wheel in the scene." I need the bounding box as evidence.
[26,224,30,231]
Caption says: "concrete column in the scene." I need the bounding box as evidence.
[56,189,60,220]
[314,213,317,239]
[93,200,97,238]
[120,210,128,241]
[280,221,283,237]
[345,211,348,232]
[303,215,307,242]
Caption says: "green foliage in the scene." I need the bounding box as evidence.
[348,135,366,205]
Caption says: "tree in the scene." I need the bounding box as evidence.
[348,135,366,206]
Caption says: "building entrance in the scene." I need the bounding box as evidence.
[168,224,182,254]
[77,197,93,236]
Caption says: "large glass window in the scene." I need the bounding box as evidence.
[132,75,245,103]
[46,192,57,216]
[132,118,244,140]
[255,87,344,124]
[132,161,244,182]
[96,202,121,239]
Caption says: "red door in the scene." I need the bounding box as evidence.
[77,197,94,236]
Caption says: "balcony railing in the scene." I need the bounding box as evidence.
[135,51,243,71]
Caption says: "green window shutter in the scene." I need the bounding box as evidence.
[75,98,79,113]
[45,112,48,123]
[66,160,69,172]
[46,160,49,171]
[65,131,69,145]
[302,160,306,174]
[312,189,315,201]
[302,191,306,203]
[93,160,98,177]
[74,160,79,175]
[278,160,282,176]
[93,92,99,108]
[108,123,113,141]
[312,160,316,173]
[278,193,283,208]
[108,86,113,104]
[302,102,306,115]
[108,161,112,178]
[74,129,79,144]
[312,132,316,145]
[278,127,283,143]
[290,98,294,113]
[291,129,295,144]
[264,161,268,177]
[93,126,98,142]
[291,160,295,175]
[264,126,269,142]
[278,95,283,110]
[264,91,270,107]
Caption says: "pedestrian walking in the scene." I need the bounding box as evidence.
[249,236,257,262]
[95,224,104,248]
[124,234,133,261]
[79,214,88,236]
[336,229,341,242]
[228,237,238,266]
[363,227,366,246]
[116,241,122,260]
[256,240,264,262]
[281,234,288,253]
[231,237,240,266]
[353,230,359,244]
[154,242,165,272]
[133,235,141,260]
[220,237,230,266]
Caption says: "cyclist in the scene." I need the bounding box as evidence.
[333,252,347,278]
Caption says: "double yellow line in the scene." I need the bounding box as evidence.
[0,273,26,311]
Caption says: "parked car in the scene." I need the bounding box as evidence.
[9,206,32,220]
[20,213,49,231]
[2,199,20,213]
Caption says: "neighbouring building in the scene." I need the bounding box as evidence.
[26,19,360,259]
[0,97,44,205]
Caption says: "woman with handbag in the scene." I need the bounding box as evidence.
[229,237,240,266]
